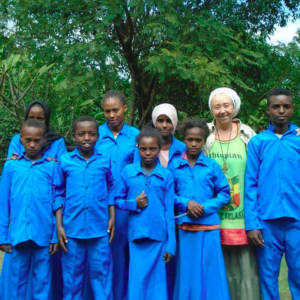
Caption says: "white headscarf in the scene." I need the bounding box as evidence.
[152,103,178,134]
[208,87,241,118]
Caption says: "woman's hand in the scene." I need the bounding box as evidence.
[49,243,59,255]
[187,200,204,219]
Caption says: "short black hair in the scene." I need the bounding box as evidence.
[103,90,126,105]
[72,116,99,133]
[267,88,293,106]
[136,124,164,148]
[22,119,47,136]
[179,117,210,140]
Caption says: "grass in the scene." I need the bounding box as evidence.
[0,252,292,298]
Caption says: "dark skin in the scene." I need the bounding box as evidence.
[0,126,58,255]
[247,94,294,248]
[137,136,173,263]
[27,104,46,123]
[184,127,206,219]
[155,115,173,151]
[56,121,115,252]
[103,97,127,134]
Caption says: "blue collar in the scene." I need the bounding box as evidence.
[129,162,164,179]
[100,122,131,139]
[267,122,298,135]
[18,153,49,164]
[174,151,208,169]
[70,147,102,162]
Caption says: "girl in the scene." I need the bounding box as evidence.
[171,117,231,300]
[115,126,176,300]
[7,99,66,159]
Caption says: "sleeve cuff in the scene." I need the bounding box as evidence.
[245,219,262,231]
[53,202,63,213]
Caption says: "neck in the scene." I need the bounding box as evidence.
[215,119,233,131]
[141,160,156,171]
[161,135,172,150]
[108,121,124,134]
[25,153,42,161]
[187,151,200,163]
[272,122,289,134]
[78,149,94,160]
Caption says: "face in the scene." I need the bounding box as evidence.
[138,136,160,168]
[211,94,234,124]
[27,105,46,123]
[155,114,174,138]
[21,126,46,160]
[103,97,126,130]
[184,127,206,157]
[73,121,99,157]
[267,95,294,126]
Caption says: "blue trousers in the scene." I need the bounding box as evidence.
[61,236,113,300]
[257,218,300,300]
[129,239,167,300]
[0,241,51,300]
[174,229,230,300]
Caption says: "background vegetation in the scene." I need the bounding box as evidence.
[1,0,300,163]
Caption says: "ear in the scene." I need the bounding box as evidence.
[72,133,75,142]
[43,134,47,144]
[20,133,24,145]
[266,104,270,115]
[124,104,127,112]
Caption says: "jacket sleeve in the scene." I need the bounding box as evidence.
[202,162,230,215]
[133,146,141,163]
[52,161,66,213]
[114,170,139,212]
[164,172,176,256]
[0,163,12,245]
[7,135,21,158]
[244,138,262,231]
[55,138,67,159]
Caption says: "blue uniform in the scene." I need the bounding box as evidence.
[56,148,114,300]
[2,134,67,300]
[0,155,62,300]
[245,122,300,300]
[7,133,66,159]
[95,122,139,300]
[115,162,176,300]
[171,152,231,300]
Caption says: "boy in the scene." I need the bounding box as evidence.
[0,119,60,300]
[115,125,175,300]
[170,117,231,300]
[55,116,115,300]
[245,88,300,299]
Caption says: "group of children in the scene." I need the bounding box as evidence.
[0,88,299,300]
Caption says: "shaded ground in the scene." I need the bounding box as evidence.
[0,252,292,299]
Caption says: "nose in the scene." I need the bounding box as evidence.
[109,111,116,118]
[29,142,36,149]
[145,149,151,156]
[191,140,196,147]
[279,106,284,114]
[162,121,168,128]
[84,133,90,140]
[220,106,226,114]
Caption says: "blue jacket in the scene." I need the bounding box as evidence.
[7,133,66,159]
[54,148,114,239]
[114,162,176,255]
[95,122,140,234]
[0,155,62,247]
[245,122,300,231]
[134,136,186,170]
[170,152,230,226]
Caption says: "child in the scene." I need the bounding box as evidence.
[115,125,176,300]
[0,119,60,300]
[95,90,140,300]
[55,116,115,300]
[245,88,300,299]
[170,117,231,300]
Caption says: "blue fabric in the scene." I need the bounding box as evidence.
[129,239,167,300]
[62,236,113,300]
[256,218,300,300]
[7,133,66,159]
[170,151,231,225]
[56,148,114,239]
[95,122,139,300]
[174,229,230,300]
[0,155,62,247]
[245,122,300,231]
[134,136,186,169]
[115,162,176,255]
[0,241,51,300]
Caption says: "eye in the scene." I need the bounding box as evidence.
[113,108,119,112]
[150,147,158,151]
[104,110,110,114]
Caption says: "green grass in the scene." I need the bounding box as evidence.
[0,252,292,299]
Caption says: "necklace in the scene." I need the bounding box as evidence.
[215,124,232,174]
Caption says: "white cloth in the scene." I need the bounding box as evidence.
[152,103,178,134]
[208,87,241,118]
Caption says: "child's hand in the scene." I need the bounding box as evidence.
[247,230,264,248]
[107,217,115,244]
[136,190,148,209]
[0,244,12,253]
[163,252,173,263]
[57,226,68,253]
[49,243,59,255]
[187,200,204,219]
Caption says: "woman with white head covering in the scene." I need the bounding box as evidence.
[203,87,261,300]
